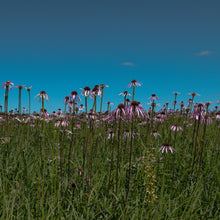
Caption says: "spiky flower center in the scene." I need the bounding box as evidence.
[71,91,78,96]
[118,104,125,109]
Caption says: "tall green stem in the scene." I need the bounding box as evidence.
[4,87,9,113]
[18,88,22,115]
[132,86,135,101]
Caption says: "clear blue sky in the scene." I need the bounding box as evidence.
[0,0,219,112]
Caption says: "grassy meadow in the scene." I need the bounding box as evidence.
[0,81,219,219]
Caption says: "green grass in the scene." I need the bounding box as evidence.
[0,112,219,219]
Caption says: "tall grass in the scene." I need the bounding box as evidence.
[0,84,219,219]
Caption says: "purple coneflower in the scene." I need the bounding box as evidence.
[128,101,145,118]
[2,81,14,89]
[151,130,161,138]
[119,91,132,97]
[81,86,91,97]
[112,103,126,119]
[148,94,159,101]
[99,84,109,114]
[215,111,220,120]
[36,91,49,102]
[70,91,81,103]
[127,79,141,101]
[105,101,114,112]
[26,86,32,114]
[171,124,183,132]
[159,142,175,153]
[127,79,142,88]
[40,109,50,119]
[16,85,25,114]
[2,81,14,113]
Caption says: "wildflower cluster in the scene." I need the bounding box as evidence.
[142,148,158,204]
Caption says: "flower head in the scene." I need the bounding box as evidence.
[119,91,132,97]
[127,79,142,88]
[173,91,181,96]
[25,86,32,92]
[187,92,200,97]
[70,91,81,103]
[128,101,145,118]
[16,85,25,89]
[170,124,183,132]
[159,142,175,153]
[36,91,49,102]
[148,94,159,101]
[105,101,114,106]
[91,85,102,97]
[80,86,92,97]
[2,81,14,89]
[64,96,70,104]
[112,103,126,119]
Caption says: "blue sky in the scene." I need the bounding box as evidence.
[0,0,219,112]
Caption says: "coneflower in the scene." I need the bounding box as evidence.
[81,86,91,114]
[25,86,32,115]
[105,101,114,112]
[91,85,101,114]
[2,81,14,113]
[36,90,49,218]
[188,92,200,111]
[99,84,108,115]
[159,142,175,154]
[16,85,25,115]
[119,91,132,105]
[128,79,141,101]
[64,96,69,114]
[173,91,180,112]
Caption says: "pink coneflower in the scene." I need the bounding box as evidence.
[105,101,114,112]
[172,100,177,105]
[203,101,213,110]
[2,81,14,113]
[148,94,159,101]
[151,130,161,138]
[57,109,63,114]
[159,142,175,153]
[25,86,32,92]
[40,109,50,119]
[16,85,25,114]
[105,101,114,106]
[171,125,183,132]
[187,99,193,104]
[217,100,220,105]
[70,91,81,103]
[201,115,212,125]
[179,101,185,108]
[128,101,145,118]
[100,84,109,89]
[125,99,131,106]
[92,85,102,97]
[2,81,14,89]
[22,107,28,112]
[119,91,132,97]
[215,111,220,120]
[80,86,92,97]
[127,79,142,88]
[36,91,49,102]
[15,85,25,89]
[64,96,70,104]
[173,91,181,96]
[79,104,85,111]
[188,92,200,97]
[112,103,126,119]
[25,86,32,114]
